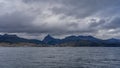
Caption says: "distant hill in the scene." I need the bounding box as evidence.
[42,35,120,47]
[0,34,120,47]
[43,35,61,45]
[0,34,44,45]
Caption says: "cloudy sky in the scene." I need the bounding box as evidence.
[0,0,120,40]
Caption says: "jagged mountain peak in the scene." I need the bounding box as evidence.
[44,34,53,39]
[43,34,61,45]
[43,35,55,42]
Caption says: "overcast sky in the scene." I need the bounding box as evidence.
[0,0,120,40]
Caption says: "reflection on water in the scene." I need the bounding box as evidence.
[0,47,120,68]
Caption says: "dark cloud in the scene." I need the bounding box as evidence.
[0,0,120,39]
[103,17,120,29]
[51,0,120,18]
[0,11,35,33]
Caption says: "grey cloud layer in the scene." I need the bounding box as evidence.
[0,0,120,39]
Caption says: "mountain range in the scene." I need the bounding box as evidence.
[0,34,120,47]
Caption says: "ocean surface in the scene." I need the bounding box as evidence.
[0,47,120,68]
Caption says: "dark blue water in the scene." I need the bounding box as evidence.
[0,47,120,68]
